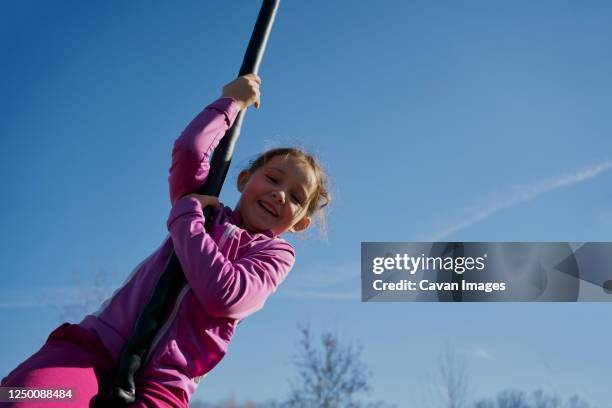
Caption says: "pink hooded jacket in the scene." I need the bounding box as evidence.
[80,97,295,400]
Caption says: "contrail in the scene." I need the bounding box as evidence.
[280,262,360,300]
[427,160,612,241]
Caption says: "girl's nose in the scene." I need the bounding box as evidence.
[272,190,285,203]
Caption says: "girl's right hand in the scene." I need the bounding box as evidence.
[185,193,221,210]
[221,74,261,110]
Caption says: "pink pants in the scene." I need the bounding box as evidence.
[1,323,188,407]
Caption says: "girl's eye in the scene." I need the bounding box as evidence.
[291,195,303,205]
[266,176,278,184]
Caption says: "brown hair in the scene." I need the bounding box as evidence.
[243,147,331,233]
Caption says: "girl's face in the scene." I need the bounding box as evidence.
[236,155,315,236]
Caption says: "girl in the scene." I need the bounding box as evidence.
[2,74,331,407]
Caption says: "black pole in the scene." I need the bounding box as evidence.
[202,0,280,208]
[97,2,280,406]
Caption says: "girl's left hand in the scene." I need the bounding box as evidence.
[185,193,221,209]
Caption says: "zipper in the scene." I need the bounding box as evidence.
[218,224,237,253]
[144,224,236,364]
[144,285,190,365]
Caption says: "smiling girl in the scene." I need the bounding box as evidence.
[2,74,331,407]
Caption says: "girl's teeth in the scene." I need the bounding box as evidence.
[259,201,276,216]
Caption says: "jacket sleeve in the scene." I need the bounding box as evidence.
[166,196,295,320]
[168,98,240,205]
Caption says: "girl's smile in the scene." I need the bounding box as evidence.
[237,155,315,236]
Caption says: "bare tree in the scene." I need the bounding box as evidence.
[564,396,591,408]
[423,346,469,408]
[191,325,393,408]
[285,325,392,408]
[473,390,594,408]
[532,390,561,408]
[474,401,496,408]
[439,346,469,408]
[59,269,113,323]
[496,390,529,408]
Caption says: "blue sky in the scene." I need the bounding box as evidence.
[1,1,611,406]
